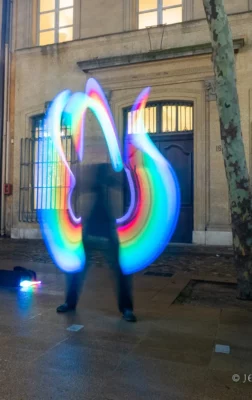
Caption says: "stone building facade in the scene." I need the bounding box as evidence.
[4,0,252,245]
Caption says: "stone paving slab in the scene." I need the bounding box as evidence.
[0,241,251,399]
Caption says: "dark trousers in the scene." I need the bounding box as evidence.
[65,226,133,312]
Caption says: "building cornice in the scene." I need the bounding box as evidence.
[77,38,244,73]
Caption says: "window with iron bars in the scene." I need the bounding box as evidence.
[127,101,193,134]
[19,113,78,223]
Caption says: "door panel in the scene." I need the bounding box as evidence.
[123,134,193,243]
[158,134,193,243]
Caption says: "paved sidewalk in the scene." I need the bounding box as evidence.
[0,238,235,279]
[0,239,250,399]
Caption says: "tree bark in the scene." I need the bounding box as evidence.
[202,0,252,299]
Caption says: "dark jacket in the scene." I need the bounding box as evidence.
[73,162,122,237]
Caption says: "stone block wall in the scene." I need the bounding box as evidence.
[8,2,252,244]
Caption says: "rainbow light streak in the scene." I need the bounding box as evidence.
[37,91,85,274]
[38,78,180,275]
[117,88,180,274]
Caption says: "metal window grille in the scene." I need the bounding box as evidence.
[126,101,193,134]
[19,114,78,222]
[38,0,74,46]
[127,106,157,134]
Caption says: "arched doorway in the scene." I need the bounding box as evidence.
[124,100,194,243]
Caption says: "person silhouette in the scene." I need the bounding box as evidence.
[56,161,137,322]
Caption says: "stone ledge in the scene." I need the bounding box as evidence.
[77,38,244,72]
[193,231,232,246]
[11,228,42,240]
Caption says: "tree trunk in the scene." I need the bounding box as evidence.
[202,0,252,299]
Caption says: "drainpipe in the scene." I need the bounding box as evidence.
[0,0,12,236]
